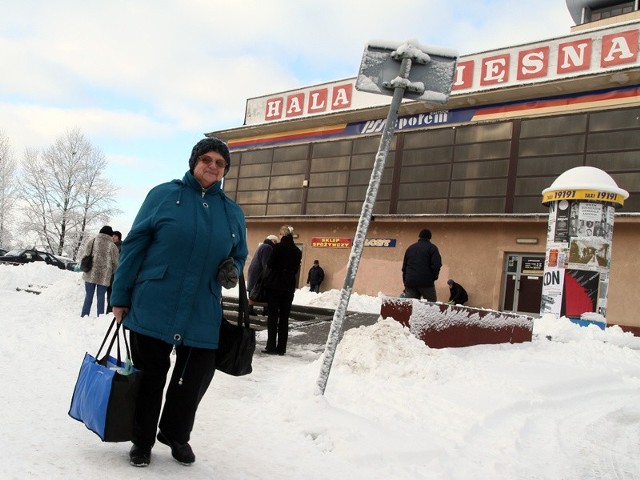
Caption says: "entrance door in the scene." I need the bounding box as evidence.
[501,253,544,315]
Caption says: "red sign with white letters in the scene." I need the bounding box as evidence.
[453,26,638,91]
[246,23,640,125]
[265,83,353,122]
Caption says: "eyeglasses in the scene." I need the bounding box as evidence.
[198,155,227,169]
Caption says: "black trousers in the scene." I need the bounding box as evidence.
[404,285,437,302]
[265,289,294,353]
[129,331,217,448]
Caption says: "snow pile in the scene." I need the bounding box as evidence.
[333,318,440,379]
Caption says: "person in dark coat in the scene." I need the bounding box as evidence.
[247,234,278,315]
[402,228,442,302]
[306,260,325,293]
[111,137,248,468]
[262,225,302,355]
[447,279,469,305]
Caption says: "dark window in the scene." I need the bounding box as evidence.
[269,174,306,190]
[403,129,454,148]
[310,156,350,173]
[520,114,587,137]
[454,141,511,161]
[455,123,512,143]
[519,135,586,156]
[272,159,306,175]
[400,164,452,182]
[590,2,636,21]
[402,146,453,165]
[398,182,450,199]
[307,202,347,215]
[233,106,640,216]
[396,199,448,214]
[517,155,584,176]
[448,197,506,214]
[452,160,509,179]
[307,187,348,202]
[313,140,352,157]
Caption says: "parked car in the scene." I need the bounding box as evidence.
[0,249,66,269]
[54,255,79,271]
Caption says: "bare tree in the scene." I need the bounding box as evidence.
[0,131,18,248]
[19,129,121,258]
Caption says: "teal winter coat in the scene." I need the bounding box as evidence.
[110,171,247,349]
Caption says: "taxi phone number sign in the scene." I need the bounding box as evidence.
[542,189,625,206]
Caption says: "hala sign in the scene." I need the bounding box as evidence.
[244,22,640,125]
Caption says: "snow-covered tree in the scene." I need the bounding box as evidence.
[0,131,18,248]
[19,129,121,258]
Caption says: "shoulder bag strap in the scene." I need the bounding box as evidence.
[237,274,251,329]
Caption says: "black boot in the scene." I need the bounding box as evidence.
[157,431,195,465]
[129,444,151,467]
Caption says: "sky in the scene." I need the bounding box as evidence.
[1,262,640,479]
[0,1,576,235]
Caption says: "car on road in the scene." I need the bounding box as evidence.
[0,249,67,269]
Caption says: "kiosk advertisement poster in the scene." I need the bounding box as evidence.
[566,201,615,317]
[564,269,600,318]
[553,200,571,243]
[541,264,564,316]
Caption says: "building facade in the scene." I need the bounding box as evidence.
[209,2,640,331]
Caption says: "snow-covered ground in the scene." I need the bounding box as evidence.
[1,263,639,479]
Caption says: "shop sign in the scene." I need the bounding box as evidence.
[363,238,396,247]
[311,237,352,248]
[522,256,544,274]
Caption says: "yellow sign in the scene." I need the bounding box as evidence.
[542,189,625,206]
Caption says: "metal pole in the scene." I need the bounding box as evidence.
[316,57,412,395]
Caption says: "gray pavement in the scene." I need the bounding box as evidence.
[222,297,379,353]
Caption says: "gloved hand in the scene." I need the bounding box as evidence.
[217,257,239,289]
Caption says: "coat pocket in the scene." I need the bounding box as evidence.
[135,265,168,283]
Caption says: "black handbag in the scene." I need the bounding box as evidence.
[217,274,256,376]
[68,319,141,442]
[80,239,94,272]
[248,269,269,303]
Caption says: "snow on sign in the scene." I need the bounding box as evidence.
[355,40,458,103]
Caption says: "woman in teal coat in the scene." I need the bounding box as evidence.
[111,138,247,468]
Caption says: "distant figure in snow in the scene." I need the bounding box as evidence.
[447,279,468,305]
[306,259,324,293]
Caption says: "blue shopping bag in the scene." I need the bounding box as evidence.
[68,320,141,442]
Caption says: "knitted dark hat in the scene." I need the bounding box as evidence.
[419,228,431,239]
[188,137,231,176]
[99,225,113,236]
